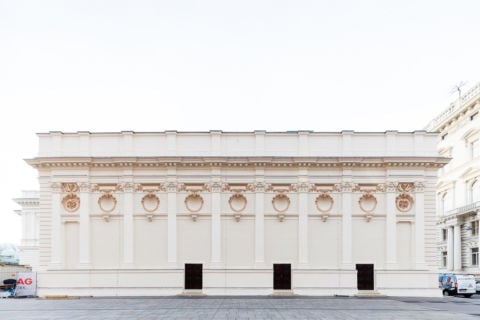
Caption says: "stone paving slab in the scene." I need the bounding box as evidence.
[0,296,479,320]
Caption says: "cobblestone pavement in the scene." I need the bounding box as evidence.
[1,296,480,320]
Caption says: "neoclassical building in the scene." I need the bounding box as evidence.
[13,190,40,270]
[426,83,480,275]
[26,130,447,297]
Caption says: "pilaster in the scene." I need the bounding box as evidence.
[164,179,179,264]
[250,175,267,267]
[414,182,427,269]
[122,180,134,268]
[453,223,462,271]
[78,182,91,268]
[49,183,63,269]
[385,182,397,269]
[296,181,311,267]
[447,226,454,271]
[340,180,354,269]
[208,180,224,267]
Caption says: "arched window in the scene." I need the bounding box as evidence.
[441,192,452,215]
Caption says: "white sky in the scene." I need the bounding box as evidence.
[1,0,479,243]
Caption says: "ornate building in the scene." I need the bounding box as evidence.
[426,83,480,275]
[13,190,40,270]
[26,130,447,297]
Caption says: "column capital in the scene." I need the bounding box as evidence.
[247,182,271,193]
[385,182,398,193]
[204,182,228,193]
[414,182,425,192]
[79,182,91,193]
[291,182,314,193]
[50,182,62,193]
[121,182,136,193]
[163,181,184,193]
[339,182,358,193]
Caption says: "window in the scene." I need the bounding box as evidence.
[472,221,479,236]
[442,229,447,241]
[442,251,447,267]
[472,140,480,159]
[472,181,480,203]
[472,248,479,266]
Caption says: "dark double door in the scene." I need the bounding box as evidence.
[356,264,374,290]
[273,264,291,290]
[185,264,202,290]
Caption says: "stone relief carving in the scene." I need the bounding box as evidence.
[62,183,79,194]
[414,182,425,192]
[142,193,160,213]
[98,193,117,213]
[62,193,80,213]
[246,182,272,193]
[396,193,414,212]
[162,182,184,193]
[341,182,358,193]
[386,182,398,193]
[184,192,204,221]
[272,193,290,222]
[315,193,334,213]
[228,193,247,222]
[358,192,377,222]
[291,183,314,193]
[60,183,80,212]
[204,182,228,193]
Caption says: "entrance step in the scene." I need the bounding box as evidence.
[272,290,295,296]
[356,290,386,297]
[180,290,206,297]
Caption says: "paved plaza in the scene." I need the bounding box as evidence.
[1,296,480,320]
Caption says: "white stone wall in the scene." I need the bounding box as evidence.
[27,131,446,297]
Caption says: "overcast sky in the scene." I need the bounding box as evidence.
[1,0,479,244]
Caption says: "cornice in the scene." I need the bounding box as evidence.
[25,156,449,169]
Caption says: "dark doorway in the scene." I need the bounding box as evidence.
[273,264,291,290]
[185,263,202,290]
[356,264,374,290]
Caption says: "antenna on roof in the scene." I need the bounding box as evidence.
[450,81,467,102]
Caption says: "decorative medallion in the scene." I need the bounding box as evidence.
[396,193,414,212]
[272,194,290,213]
[142,194,160,212]
[62,194,80,212]
[228,193,247,213]
[315,193,334,213]
[358,193,377,213]
[98,193,117,213]
[184,193,204,213]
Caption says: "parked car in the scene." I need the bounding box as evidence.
[476,280,480,294]
[438,274,476,298]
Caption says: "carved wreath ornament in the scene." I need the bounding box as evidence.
[315,193,334,213]
[228,193,247,213]
[141,193,160,212]
[62,193,80,212]
[184,193,204,213]
[396,193,414,212]
[61,183,80,212]
[358,193,377,213]
[98,193,117,213]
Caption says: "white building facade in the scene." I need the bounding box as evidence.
[426,83,480,275]
[26,130,447,297]
[13,190,40,270]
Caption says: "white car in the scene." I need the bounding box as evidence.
[476,280,480,294]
